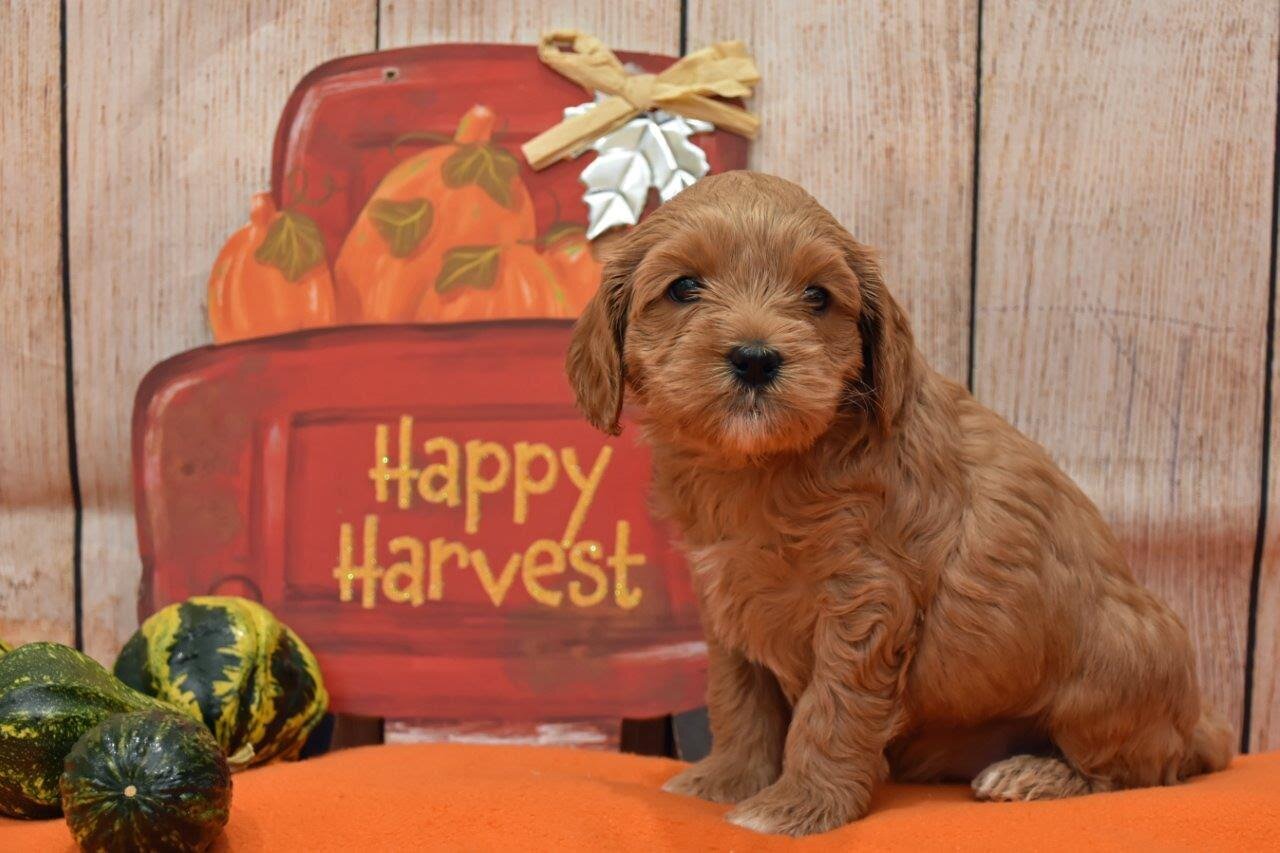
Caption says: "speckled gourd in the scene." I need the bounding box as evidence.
[61,709,232,852]
[0,643,171,818]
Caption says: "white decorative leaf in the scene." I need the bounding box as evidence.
[566,95,714,239]
[580,148,651,239]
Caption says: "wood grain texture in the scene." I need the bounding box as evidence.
[378,0,680,53]
[386,719,620,750]
[973,1,1278,735]
[687,0,977,382]
[65,1,376,662]
[0,1,75,646]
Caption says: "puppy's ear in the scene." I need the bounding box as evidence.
[566,236,643,434]
[844,237,915,434]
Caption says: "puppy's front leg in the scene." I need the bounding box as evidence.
[727,571,915,836]
[663,638,789,803]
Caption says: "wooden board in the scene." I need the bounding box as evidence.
[377,0,680,53]
[0,0,75,646]
[385,719,619,750]
[687,0,978,383]
[65,1,377,663]
[973,1,1278,735]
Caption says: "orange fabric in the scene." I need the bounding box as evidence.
[4,744,1278,851]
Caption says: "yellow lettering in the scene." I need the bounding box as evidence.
[568,540,607,607]
[608,520,644,610]
[383,535,425,605]
[368,416,420,509]
[333,522,356,602]
[513,442,558,524]
[428,537,469,601]
[332,515,384,609]
[418,437,461,507]
[469,548,522,607]
[560,446,612,547]
[522,539,565,607]
[464,440,510,535]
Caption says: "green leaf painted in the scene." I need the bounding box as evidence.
[435,245,501,294]
[442,143,520,208]
[369,197,434,258]
[253,209,325,282]
[542,222,587,249]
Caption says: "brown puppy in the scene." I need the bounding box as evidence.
[566,171,1233,836]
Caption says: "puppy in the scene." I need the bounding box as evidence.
[565,171,1234,837]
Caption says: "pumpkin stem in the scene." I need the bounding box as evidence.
[454,105,496,144]
[249,193,277,228]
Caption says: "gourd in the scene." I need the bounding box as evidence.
[207,192,336,342]
[113,596,327,767]
[334,104,538,322]
[61,710,231,853]
[541,223,602,315]
[0,643,170,818]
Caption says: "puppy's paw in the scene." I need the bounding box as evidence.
[662,754,777,804]
[972,755,1097,802]
[724,779,853,837]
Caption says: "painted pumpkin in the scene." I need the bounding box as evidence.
[542,223,602,315]
[113,596,328,767]
[335,105,537,322]
[207,193,336,343]
[417,243,572,323]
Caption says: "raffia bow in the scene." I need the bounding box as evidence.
[521,29,761,170]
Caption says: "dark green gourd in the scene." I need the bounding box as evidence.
[61,710,231,852]
[0,642,170,818]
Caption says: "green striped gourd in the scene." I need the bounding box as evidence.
[113,597,327,767]
[0,643,171,818]
[61,709,231,852]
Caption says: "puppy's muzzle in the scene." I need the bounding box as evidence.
[727,342,783,389]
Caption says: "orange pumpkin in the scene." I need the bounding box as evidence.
[417,243,573,323]
[207,193,336,343]
[334,105,537,322]
[541,223,602,315]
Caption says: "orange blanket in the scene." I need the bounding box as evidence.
[4,744,1277,851]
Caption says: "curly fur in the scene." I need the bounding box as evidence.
[566,171,1233,837]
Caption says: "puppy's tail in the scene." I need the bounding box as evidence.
[1181,706,1234,778]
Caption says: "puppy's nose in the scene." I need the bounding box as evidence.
[727,343,783,389]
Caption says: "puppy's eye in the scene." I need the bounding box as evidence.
[667,277,702,304]
[803,286,830,312]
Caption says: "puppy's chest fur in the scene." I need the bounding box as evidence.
[660,463,846,702]
[693,541,820,701]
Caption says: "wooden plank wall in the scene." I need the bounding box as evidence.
[2,0,1279,750]
[973,1,1278,739]
[63,1,376,662]
[0,0,75,646]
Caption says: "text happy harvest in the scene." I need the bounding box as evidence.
[333,416,645,610]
